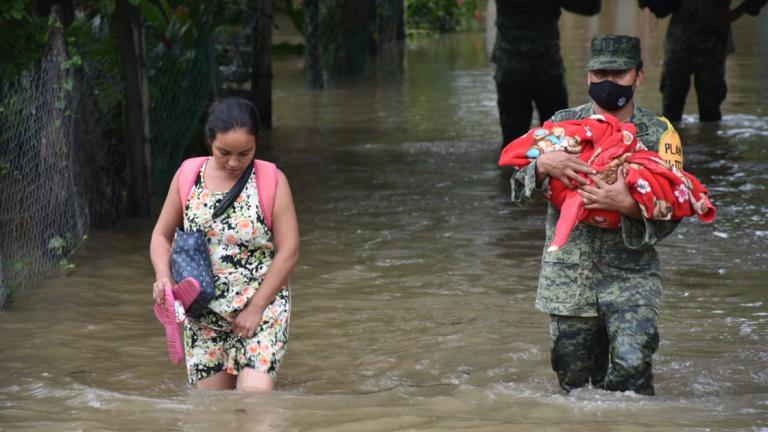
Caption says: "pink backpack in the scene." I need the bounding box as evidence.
[177,157,279,229]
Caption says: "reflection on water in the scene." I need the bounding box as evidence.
[1,6,767,432]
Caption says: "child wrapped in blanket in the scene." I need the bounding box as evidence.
[499,113,716,252]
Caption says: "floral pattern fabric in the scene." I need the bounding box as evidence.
[181,158,289,384]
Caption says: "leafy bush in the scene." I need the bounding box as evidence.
[0,1,47,81]
[406,0,479,33]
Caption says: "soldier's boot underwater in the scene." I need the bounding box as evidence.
[698,106,722,123]
[696,84,724,122]
[600,306,660,396]
[601,355,655,395]
[693,58,727,122]
[662,88,688,124]
[549,315,609,393]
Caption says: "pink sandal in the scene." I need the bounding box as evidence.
[172,277,201,311]
[154,285,184,364]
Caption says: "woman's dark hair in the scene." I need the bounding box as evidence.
[204,97,261,143]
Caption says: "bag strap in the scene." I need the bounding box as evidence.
[211,159,254,219]
[178,157,208,215]
[178,157,279,230]
[255,160,279,230]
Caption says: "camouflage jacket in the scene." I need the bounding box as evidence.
[491,0,600,71]
[664,0,767,56]
[511,102,680,317]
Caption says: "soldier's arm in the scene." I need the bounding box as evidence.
[620,217,680,249]
[718,0,767,26]
[510,162,548,205]
[636,0,681,18]
[741,0,768,16]
[561,0,601,15]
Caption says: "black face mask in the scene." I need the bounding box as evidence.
[588,80,635,111]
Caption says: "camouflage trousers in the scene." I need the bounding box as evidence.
[549,305,659,395]
[494,66,568,147]
[660,50,727,122]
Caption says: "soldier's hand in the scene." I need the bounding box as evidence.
[580,169,642,220]
[715,6,745,28]
[536,152,595,189]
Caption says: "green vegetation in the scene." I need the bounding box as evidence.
[405,0,480,34]
[0,1,47,81]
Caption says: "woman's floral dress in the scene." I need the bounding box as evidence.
[182,158,290,384]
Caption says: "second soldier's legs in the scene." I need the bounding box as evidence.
[495,68,534,147]
[693,54,727,122]
[496,68,568,148]
[533,72,568,128]
[660,50,692,123]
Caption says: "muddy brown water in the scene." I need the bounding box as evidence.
[2,7,767,432]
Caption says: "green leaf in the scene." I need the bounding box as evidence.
[99,0,116,16]
[48,236,66,251]
[141,1,168,29]
[158,0,173,19]
[59,258,76,275]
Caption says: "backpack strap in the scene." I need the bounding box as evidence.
[178,156,208,216]
[178,157,278,230]
[255,160,279,230]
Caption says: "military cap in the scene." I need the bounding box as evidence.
[586,34,642,70]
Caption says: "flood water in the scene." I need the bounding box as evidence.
[2,7,768,432]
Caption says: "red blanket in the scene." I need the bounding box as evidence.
[499,114,716,252]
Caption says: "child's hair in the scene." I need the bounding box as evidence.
[204,97,261,142]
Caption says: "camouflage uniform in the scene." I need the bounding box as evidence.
[492,0,601,147]
[652,0,767,122]
[510,35,681,395]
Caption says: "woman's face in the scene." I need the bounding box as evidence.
[210,128,256,175]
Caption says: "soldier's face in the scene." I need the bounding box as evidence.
[588,68,644,88]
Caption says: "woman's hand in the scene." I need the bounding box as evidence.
[536,152,595,188]
[231,301,266,339]
[153,277,174,305]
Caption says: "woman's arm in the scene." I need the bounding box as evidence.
[150,171,183,304]
[232,170,300,338]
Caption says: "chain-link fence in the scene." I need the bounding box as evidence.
[73,59,125,227]
[148,39,215,199]
[0,13,216,307]
[0,57,87,307]
[0,51,125,307]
